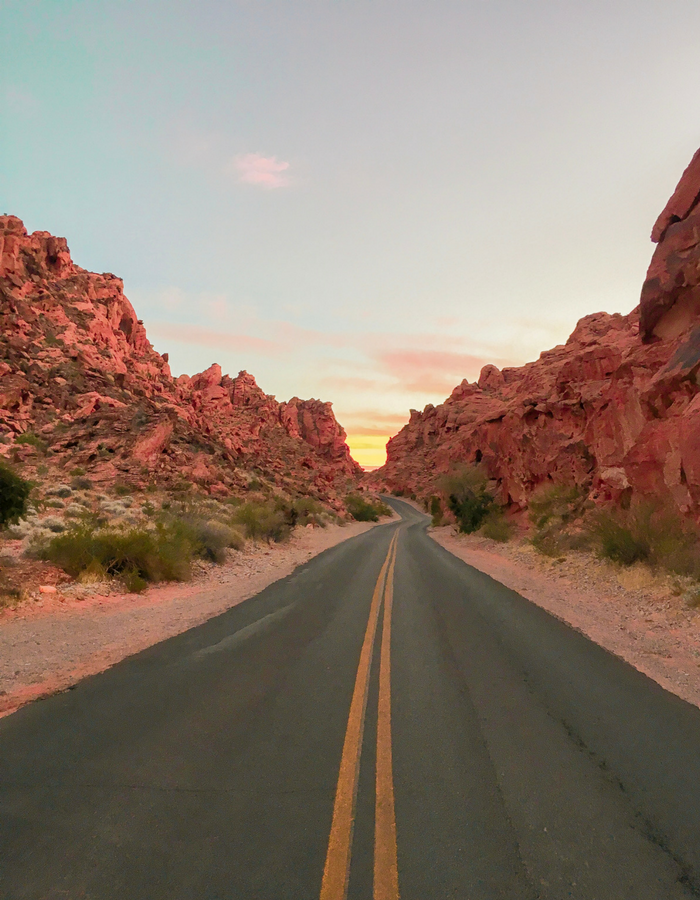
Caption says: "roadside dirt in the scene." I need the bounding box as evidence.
[431,526,700,709]
[0,519,392,717]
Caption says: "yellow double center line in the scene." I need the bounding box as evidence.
[320,529,400,900]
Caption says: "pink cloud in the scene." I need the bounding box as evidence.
[229,153,291,188]
[337,410,411,436]
[375,349,517,396]
[149,322,282,355]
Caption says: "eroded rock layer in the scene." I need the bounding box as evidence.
[374,147,700,516]
[0,216,360,504]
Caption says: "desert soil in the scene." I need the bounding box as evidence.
[431,526,700,709]
[0,519,389,717]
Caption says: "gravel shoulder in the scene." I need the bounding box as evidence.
[431,526,700,709]
[0,518,392,717]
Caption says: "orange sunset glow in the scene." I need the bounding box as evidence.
[346,434,391,470]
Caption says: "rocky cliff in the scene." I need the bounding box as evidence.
[0,216,360,505]
[374,147,700,517]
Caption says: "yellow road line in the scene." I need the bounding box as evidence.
[374,537,399,900]
[320,530,399,900]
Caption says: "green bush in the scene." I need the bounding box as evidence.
[528,483,585,557]
[346,494,392,522]
[480,510,513,542]
[440,466,493,534]
[289,496,327,527]
[179,518,245,563]
[429,495,443,527]
[231,501,291,542]
[38,522,193,588]
[594,515,650,566]
[591,504,700,576]
[71,475,93,491]
[0,462,31,528]
[15,432,46,451]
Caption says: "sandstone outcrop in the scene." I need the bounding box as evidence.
[374,147,700,518]
[0,216,360,504]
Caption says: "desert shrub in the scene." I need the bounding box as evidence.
[290,497,327,527]
[594,514,650,566]
[38,522,193,587]
[113,482,132,497]
[231,501,291,542]
[46,484,72,499]
[591,504,700,576]
[71,475,93,490]
[346,494,392,522]
[529,483,582,530]
[430,496,443,527]
[528,483,584,556]
[685,589,700,609]
[77,559,107,584]
[122,567,148,593]
[178,518,245,563]
[70,467,86,477]
[41,516,66,533]
[0,462,31,528]
[440,466,493,534]
[15,432,46,451]
[480,510,513,543]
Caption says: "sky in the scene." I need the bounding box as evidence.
[1,2,700,468]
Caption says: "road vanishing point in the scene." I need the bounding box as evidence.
[3,498,700,899]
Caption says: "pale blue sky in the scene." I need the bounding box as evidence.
[2,1,700,463]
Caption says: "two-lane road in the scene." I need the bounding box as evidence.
[2,498,700,898]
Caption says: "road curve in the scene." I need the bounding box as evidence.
[2,498,700,899]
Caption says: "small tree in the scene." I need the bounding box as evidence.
[0,461,31,528]
[440,465,493,534]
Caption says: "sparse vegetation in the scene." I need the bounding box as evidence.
[0,462,31,528]
[529,483,586,557]
[590,503,700,578]
[15,432,46,452]
[429,495,443,527]
[480,509,514,542]
[345,494,392,522]
[176,518,245,563]
[36,523,194,590]
[440,465,493,534]
[71,475,93,491]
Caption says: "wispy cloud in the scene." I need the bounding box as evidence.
[337,410,411,436]
[321,376,388,392]
[228,153,291,189]
[374,349,517,395]
[148,322,282,355]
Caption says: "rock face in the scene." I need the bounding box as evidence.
[0,216,360,504]
[374,147,700,518]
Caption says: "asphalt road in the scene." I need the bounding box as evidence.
[2,498,700,899]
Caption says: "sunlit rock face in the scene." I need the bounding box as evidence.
[373,147,700,518]
[0,216,360,505]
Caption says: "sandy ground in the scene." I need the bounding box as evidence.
[431,526,700,709]
[0,519,391,717]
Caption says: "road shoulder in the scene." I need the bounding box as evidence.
[431,526,700,710]
[0,517,395,717]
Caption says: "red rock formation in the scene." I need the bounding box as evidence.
[641,148,700,341]
[374,147,700,518]
[0,216,360,504]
